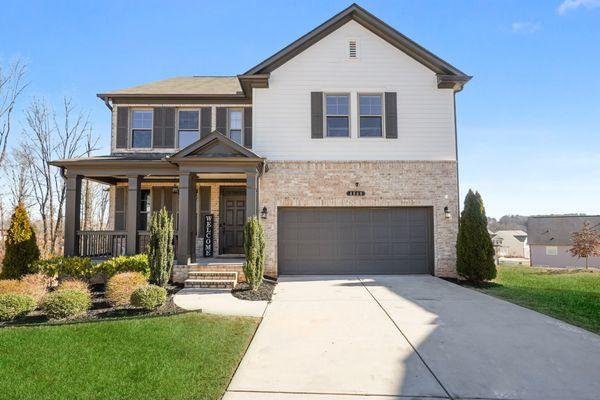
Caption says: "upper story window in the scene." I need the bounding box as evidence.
[325,94,349,137]
[359,94,383,137]
[228,109,243,145]
[131,110,152,148]
[178,110,199,148]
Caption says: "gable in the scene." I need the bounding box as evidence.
[167,131,262,161]
[188,140,246,158]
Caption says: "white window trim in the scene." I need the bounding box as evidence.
[357,93,384,138]
[324,93,351,138]
[546,246,558,256]
[227,108,244,146]
[177,108,201,148]
[130,108,153,149]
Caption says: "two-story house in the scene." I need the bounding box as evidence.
[50,4,470,285]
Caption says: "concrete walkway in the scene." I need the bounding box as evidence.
[225,275,600,400]
[173,288,267,317]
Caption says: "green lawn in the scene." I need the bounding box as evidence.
[478,265,600,334]
[0,313,258,400]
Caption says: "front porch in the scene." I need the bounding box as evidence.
[52,132,265,282]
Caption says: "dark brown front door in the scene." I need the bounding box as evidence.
[220,189,246,254]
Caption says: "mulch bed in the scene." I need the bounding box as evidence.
[231,278,276,301]
[0,283,185,328]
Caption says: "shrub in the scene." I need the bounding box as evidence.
[57,279,91,297]
[0,279,22,294]
[1,203,40,279]
[33,256,93,280]
[42,289,91,319]
[456,189,497,283]
[19,273,51,306]
[242,217,266,291]
[106,272,147,306]
[95,254,149,278]
[130,285,167,309]
[0,293,36,321]
[148,208,174,287]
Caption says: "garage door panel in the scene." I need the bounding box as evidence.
[278,207,432,275]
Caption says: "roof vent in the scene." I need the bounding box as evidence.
[348,40,358,59]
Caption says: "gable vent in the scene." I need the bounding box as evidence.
[348,40,358,58]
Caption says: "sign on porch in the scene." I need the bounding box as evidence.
[204,214,214,257]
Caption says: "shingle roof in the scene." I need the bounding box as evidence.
[528,216,600,245]
[98,76,242,98]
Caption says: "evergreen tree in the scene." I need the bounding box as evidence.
[242,217,265,291]
[456,190,496,283]
[147,207,174,287]
[2,203,41,279]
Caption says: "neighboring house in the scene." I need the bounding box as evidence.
[50,4,470,284]
[528,215,600,268]
[489,230,529,258]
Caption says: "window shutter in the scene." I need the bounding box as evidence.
[311,92,323,139]
[153,107,164,147]
[384,92,398,139]
[164,107,175,147]
[216,107,227,134]
[243,108,252,148]
[116,107,129,149]
[200,107,212,138]
[114,187,126,230]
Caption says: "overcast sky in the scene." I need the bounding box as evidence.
[1,0,599,218]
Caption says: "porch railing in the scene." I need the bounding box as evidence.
[77,231,127,258]
[136,231,179,254]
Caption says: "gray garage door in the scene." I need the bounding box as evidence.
[278,207,433,275]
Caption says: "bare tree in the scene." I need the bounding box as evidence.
[0,58,28,165]
[3,148,31,208]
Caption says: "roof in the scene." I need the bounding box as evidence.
[528,215,600,246]
[98,76,243,99]
[244,3,471,90]
[167,130,263,161]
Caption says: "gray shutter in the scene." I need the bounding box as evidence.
[200,107,212,138]
[153,107,164,147]
[384,92,398,139]
[311,92,323,139]
[164,107,175,147]
[216,107,227,134]
[243,108,252,148]
[115,187,126,230]
[116,107,129,149]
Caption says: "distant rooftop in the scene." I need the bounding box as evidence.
[98,76,243,98]
[528,215,600,246]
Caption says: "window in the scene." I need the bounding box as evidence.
[139,190,151,230]
[131,110,152,148]
[228,109,243,145]
[359,94,383,137]
[325,94,349,137]
[178,110,199,148]
[546,246,558,256]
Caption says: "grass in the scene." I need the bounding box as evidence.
[0,312,258,400]
[477,265,600,334]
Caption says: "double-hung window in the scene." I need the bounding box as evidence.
[325,94,350,137]
[228,109,243,145]
[178,110,199,148]
[359,94,383,137]
[131,110,153,148]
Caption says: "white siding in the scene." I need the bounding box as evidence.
[253,20,456,161]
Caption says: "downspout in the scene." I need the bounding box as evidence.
[453,91,460,225]
[102,96,113,111]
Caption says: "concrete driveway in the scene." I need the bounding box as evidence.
[225,275,600,400]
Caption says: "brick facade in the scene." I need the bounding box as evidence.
[258,161,459,277]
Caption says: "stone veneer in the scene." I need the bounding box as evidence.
[258,161,459,277]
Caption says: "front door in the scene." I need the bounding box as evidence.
[220,189,246,254]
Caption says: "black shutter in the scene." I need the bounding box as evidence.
[216,107,227,134]
[164,107,175,147]
[384,92,398,139]
[116,107,129,149]
[153,107,164,147]
[311,92,323,139]
[200,107,212,138]
[243,108,252,148]
[115,187,126,230]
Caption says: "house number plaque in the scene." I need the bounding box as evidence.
[204,214,214,257]
[346,190,366,197]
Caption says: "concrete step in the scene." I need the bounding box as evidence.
[187,271,238,281]
[184,279,236,289]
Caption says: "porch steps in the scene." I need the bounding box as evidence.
[184,271,238,289]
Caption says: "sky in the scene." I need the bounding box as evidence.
[1,0,599,219]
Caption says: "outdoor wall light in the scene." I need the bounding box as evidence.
[444,206,452,220]
[261,206,268,219]
[172,187,179,194]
